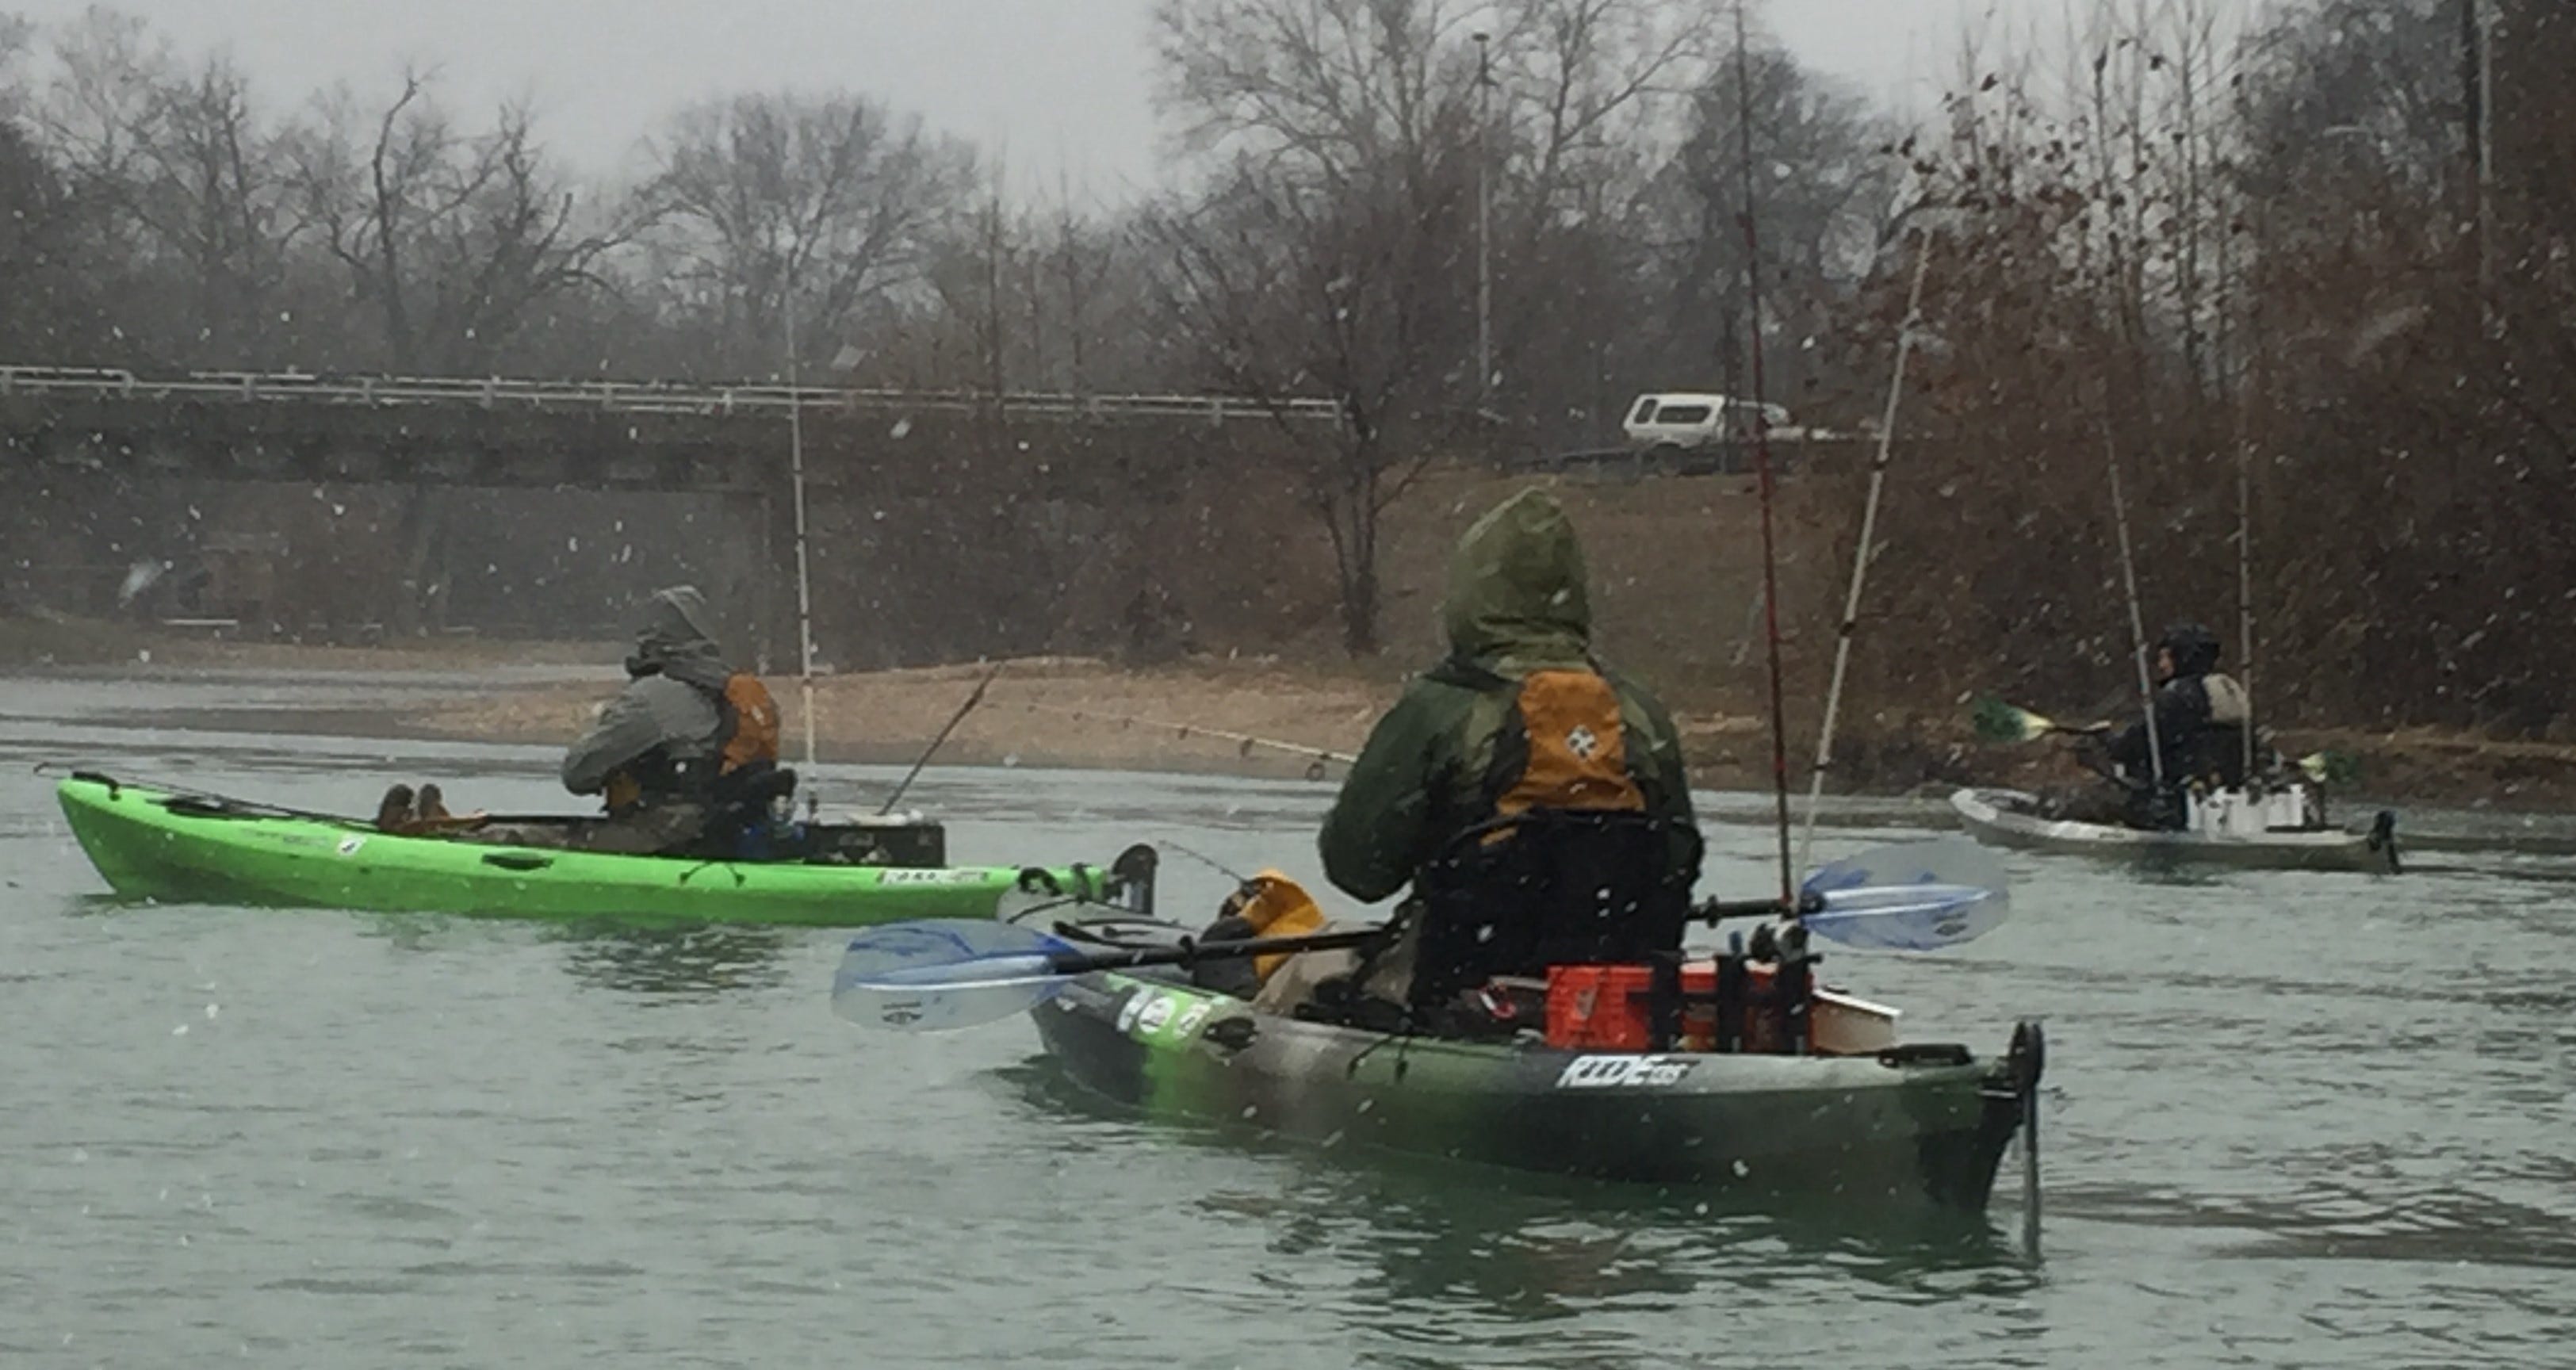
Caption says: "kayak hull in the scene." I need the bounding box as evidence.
[1950,786,2399,874]
[1030,971,2036,1211]
[56,774,1114,926]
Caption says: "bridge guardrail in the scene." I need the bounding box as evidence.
[0,365,1346,425]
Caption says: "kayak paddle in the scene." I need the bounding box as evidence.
[832,918,1392,1031]
[1969,701,2361,786]
[1970,698,2109,742]
[2295,750,2361,786]
[1783,836,2009,951]
[832,837,2011,1031]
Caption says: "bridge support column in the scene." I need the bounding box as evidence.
[755,468,804,681]
[711,490,776,675]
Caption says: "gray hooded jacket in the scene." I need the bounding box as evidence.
[561,587,733,798]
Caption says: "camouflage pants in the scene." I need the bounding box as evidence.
[466,802,711,856]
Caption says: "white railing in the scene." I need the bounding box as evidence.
[0,365,1346,424]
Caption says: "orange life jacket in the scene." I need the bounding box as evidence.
[716,673,782,775]
[603,672,781,814]
[1489,668,1644,819]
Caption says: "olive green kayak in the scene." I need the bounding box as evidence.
[1031,969,2041,1211]
[56,771,1133,927]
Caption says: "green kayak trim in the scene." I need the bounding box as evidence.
[1030,970,2038,1211]
[56,772,1120,928]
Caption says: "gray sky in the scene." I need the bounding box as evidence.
[8,0,2055,203]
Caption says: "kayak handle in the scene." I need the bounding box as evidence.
[480,852,553,872]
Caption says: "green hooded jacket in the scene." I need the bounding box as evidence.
[1317,488,1698,904]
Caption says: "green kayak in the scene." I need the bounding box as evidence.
[56,771,1135,927]
[1030,968,2041,1211]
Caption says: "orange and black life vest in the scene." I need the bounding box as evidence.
[715,672,782,775]
[1408,665,1689,1008]
[1483,668,1644,820]
[604,672,782,813]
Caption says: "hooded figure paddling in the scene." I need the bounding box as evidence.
[1274,488,1702,1028]
[2048,621,2261,830]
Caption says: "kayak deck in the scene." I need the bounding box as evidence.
[1950,786,2400,874]
[56,772,1126,927]
[1030,969,2038,1211]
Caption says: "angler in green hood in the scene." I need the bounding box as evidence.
[1312,488,1699,1013]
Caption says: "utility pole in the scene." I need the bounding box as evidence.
[2478,0,2496,326]
[2464,0,2497,326]
[1472,29,1494,416]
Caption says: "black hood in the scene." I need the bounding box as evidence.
[2159,622,2221,678]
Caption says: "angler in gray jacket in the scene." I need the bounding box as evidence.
[387,586,782,855]
[554,586,739,854]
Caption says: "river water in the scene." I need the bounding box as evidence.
[6,669,2574,1368]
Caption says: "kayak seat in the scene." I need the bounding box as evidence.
[1410,808,1703,1010]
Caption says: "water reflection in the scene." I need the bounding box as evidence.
[549,923,794,1001]
[2061,1178,2576,1270]
[1002,1052,2034,1311]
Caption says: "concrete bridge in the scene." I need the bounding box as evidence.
[0,365,1342,492]
[0,365,1344,664]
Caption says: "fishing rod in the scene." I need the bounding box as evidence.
[1159,840,1255,886]
[1733,1,1795,906]
[1797,228,1937,874]
[36,763,362,826]
[2101,419,2164,790]
[878,661,1005,815]
[2237,438,2256,783]
[784,272,820,773]
[1012,702,1357,777]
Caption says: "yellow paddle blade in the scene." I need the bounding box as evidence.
[1970,697,2057,743]
[2296,751,2360,786]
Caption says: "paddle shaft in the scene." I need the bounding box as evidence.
[1042,925,1391,976]
[1698,893,1822,922]
[1050,886,1907,974]
[878,663,1004,815]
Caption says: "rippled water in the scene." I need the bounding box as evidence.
[6,668,2575,1368]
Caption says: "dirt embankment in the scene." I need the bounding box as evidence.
[400,656,2576,809]
[10,457,2576,808]
[10,616,2574,806]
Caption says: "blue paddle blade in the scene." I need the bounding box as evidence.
[832,918,1076,1031]
[1801,836,2011,951]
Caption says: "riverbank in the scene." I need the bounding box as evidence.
[13,617,2576,810]
[403,652,2576,811]
[0,612,617,672]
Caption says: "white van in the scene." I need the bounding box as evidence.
[1621,392,1794,450]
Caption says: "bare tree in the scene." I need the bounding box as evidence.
[122,55,302,363]
[0,113,115,358]
[1645,28,1891,423]
[290,71,626,373]
[639,90,976,377]
[1146,0,1490,654]
[1480,0,1709,432]
[287,71,629,633]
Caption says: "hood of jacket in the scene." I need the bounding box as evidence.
[1437,488,1592,673]
[626,585,733,692]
